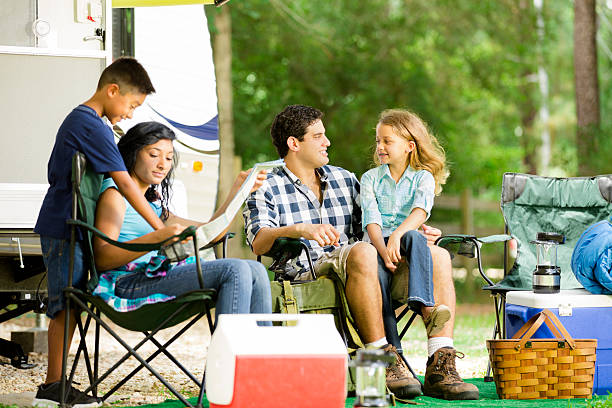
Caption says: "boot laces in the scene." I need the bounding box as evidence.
[435,349,464,383]
[385,346,410,380]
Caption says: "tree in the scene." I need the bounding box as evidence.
[574,0,600,176]
[207,4,249,257]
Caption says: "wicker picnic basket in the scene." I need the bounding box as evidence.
[487,308,597,399]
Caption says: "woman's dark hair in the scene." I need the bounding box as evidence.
[117,121,178,221]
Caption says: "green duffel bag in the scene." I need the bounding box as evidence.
[270,276,363,394]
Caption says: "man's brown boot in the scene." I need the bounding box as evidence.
[383,345,422,399]
[423,347,479,400]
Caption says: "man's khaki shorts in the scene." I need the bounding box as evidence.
[296,242,360,284]
[296,242,411,304]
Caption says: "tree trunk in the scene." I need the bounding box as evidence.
[520,69,538,175]
[209,5,234,208]
[574,0,600,176]
[534,0,551,174]
[517,0,538,174]
[208,5,250,258]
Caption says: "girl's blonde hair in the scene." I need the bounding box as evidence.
[374,109,449,195]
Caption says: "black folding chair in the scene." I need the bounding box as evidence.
[60,152,230,407]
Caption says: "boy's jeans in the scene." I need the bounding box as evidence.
[40,236,87,318]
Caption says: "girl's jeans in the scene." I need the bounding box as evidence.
[378,230,435,351]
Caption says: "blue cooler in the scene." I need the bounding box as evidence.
[505,289,612,396]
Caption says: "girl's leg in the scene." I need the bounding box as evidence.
[376,255,402,350]
[400,230,435,310]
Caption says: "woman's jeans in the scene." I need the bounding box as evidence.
[378,230,435,351]
[115,258,272,320]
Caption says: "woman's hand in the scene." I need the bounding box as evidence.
[251,169,267,193]
[386,232,402,264]
[231,169,268,194]
[160,223,190,245]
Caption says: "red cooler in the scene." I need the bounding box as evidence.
[205,314,347,408]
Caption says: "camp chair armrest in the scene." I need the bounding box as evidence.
[201,232,235,258]
[435,233,511,287]
[435,234,511,249]
[259,237,316,280]
[67,219,197,253]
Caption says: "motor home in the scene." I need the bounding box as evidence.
[0,0,223,366]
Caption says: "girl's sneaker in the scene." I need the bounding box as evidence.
[33,381,101,408]
[423,304,451,337]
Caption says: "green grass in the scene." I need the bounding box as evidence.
[586,393,612,407]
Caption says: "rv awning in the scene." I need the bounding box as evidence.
[113,0,218,7]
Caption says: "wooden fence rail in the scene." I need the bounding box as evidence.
[435,190,506,269]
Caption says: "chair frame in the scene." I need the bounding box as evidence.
[435,171,612,382]
[258,237,421,383]
[59,152,227,408]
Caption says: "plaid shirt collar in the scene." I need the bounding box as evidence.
[281,165,329,207]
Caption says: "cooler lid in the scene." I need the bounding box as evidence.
[506,289,612,308]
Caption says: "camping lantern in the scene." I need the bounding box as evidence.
[353,348,395,407]
[531,232,565,294]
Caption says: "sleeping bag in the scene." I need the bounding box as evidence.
[571,218,612,294]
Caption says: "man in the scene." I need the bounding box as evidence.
[243,105,478,400]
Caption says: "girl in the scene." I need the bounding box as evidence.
[92,121,272,318]
[360,109,450,338]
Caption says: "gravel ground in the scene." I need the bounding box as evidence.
[0,316,212,406]
[0,305,490,406]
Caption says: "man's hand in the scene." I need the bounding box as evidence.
[298,223,340,247]
[421,224,442,246]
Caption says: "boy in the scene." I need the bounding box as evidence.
[33,57,165,407]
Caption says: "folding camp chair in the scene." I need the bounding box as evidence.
[435,172,612,380]
[257,237,421,386]
[59,152,227,407]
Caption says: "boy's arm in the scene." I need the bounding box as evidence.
[109,170,165,230]
[366,223,396,272]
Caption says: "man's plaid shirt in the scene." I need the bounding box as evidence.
[243,164,363,272]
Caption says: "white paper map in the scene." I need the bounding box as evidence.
[163,159,284,261]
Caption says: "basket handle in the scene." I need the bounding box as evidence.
[512,309,576,350]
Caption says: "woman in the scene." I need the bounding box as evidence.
[92,121,271,317]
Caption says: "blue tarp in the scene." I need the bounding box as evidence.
[571,218,612,294]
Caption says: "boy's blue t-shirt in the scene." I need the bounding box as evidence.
[34,105,127,240]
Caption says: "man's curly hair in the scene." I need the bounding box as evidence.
[270,105,323,158]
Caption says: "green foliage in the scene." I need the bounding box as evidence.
[227,1,610,195]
